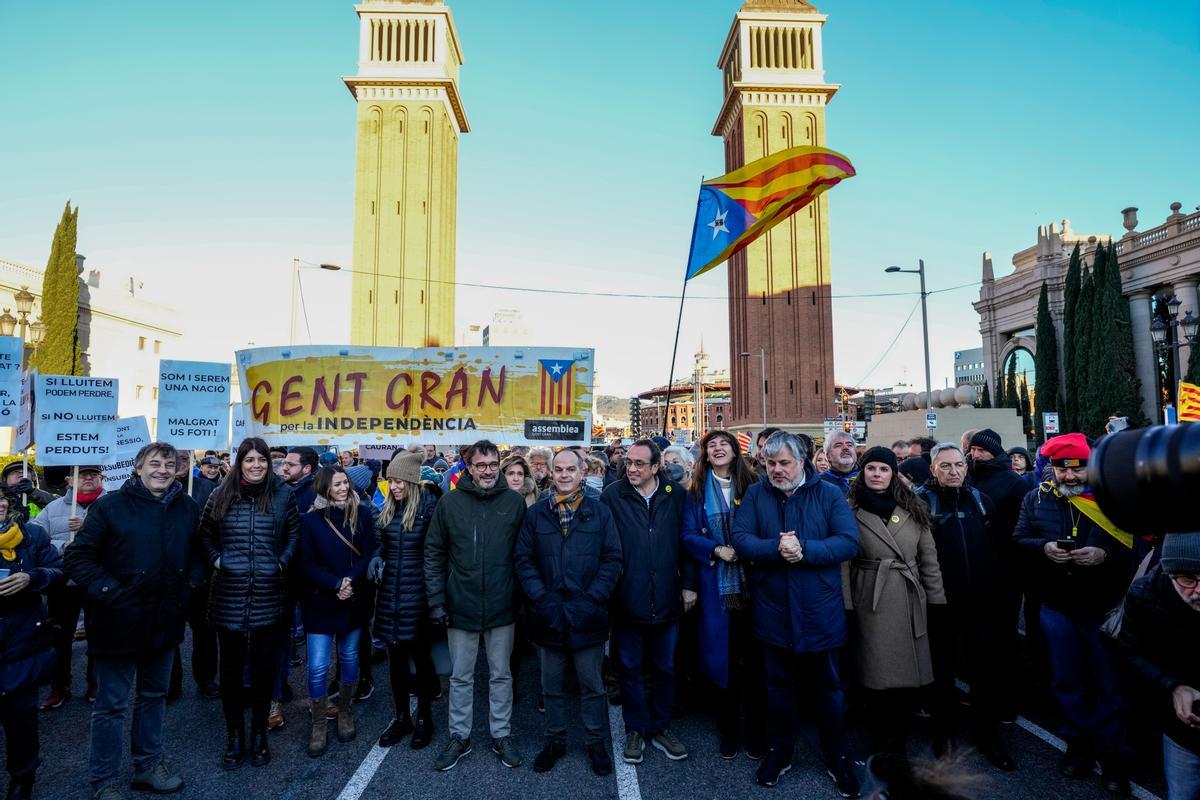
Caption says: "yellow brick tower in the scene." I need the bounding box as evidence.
[715,0,840,432]
[344,0,469,347]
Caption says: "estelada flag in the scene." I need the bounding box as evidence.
[736,431,752,453]
[684,145,856,280]
[1179,380,1200,422]
[538,358,576,416]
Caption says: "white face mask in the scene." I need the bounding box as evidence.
[585,476,604,491]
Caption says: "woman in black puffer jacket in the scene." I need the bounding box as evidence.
[199,437,299,771]
[371,451,440,750]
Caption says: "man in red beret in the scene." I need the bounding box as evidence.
[1013,433,1135,796]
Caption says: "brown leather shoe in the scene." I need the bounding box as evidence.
[267,701,285,731]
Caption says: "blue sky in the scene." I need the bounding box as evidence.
[1,0,1197,398]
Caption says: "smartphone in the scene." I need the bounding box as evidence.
[1055,539,1078,552]
[1106,416,1130,434]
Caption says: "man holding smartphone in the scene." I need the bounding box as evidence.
[1013,433,1135,796]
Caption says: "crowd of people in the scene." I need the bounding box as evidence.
[0,426,1197,800]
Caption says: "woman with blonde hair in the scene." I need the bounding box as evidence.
[501,454,538,507]
[372,451,440,750]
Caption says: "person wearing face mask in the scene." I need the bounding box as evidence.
[500,454,539,507]
[297,466,377,757]
[847,447,946,761]
[200,438,300,772]
[1117,533,1200,800]
[63,443,204,800]
[680,430,766,760]
[0,490,63,800]
[425,440,528,772]
[913,444,1014,770]
[1013,433,1135,796]
[584,456,608,496]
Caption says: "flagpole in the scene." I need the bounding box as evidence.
[662,178,708,440]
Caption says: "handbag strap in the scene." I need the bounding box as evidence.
[324,516,361,558]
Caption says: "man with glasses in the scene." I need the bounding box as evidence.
[280,447,318,513]
[601,439,695,764]
[1013,433,1134,796]
[425,440,527,772]
[1118,533,1200,800]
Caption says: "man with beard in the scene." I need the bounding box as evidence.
[819,431,859,496]
[1013,433,1134,796]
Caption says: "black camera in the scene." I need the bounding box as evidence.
[1090,424,1200,534]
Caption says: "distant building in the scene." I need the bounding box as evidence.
[482,309,528,346]
[953,347,986,394]
[0,254,181,450]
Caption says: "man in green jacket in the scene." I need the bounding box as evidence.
[424,439,527,772]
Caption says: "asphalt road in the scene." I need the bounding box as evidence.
[18,630,1168,800]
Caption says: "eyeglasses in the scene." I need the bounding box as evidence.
[1170,574,1200,590]
[470,462,500,472]
[625,459,652,469]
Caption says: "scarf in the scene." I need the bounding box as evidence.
[554,490,584,537]
[0,522,23,562]
[240,477,269,499]
[703,471,746,610]
[75,485,103,506]
[1041,481,1134,550]
[856,486,897,522]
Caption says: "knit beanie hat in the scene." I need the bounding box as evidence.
[969,429,1004,458]
[386,451,422,484]
[433,459,450,471]
[420,466,440,485]
[1160,534,1200,575]
[859,446,899,473]
[345,464,374,492]
[319,451,340,468]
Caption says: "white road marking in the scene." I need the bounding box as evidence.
[335,697,416,800]
[956,680,1161,800]
[609,702,642,800]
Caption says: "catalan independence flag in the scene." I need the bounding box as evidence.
[1179,380,1200,422]
[685,145,856,280]
[539,358,576,416]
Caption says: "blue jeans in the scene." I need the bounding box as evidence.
[90,647,174,792]
[1040,606,1129,754]
[763,644,848,760]
[1165,736,1200,800]
[614,621,678,737]
[306,630,361,699]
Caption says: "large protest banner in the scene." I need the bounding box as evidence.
[0,336,23,426]
[35,375,119,466]
[101,417,151,492]
[236,346,594,448]
[157,360,232,450]
[13,370,35,452]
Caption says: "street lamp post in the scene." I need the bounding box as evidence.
[289,260,343,345]
[885,261,932,414]
[738,349,767,429]
[1150,295,1199,407]
[0,286,47,368]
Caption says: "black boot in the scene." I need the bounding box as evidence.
[249,705,271,767]
[1100,753,1131,797]
[411,698,434,750]
[6,774,34,800]
[1059,738,1093,779]
[222,720,246,771]
[378,711,414,748]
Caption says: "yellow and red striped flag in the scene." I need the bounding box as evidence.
[685,145,856,280]
[1179,380,1200,422]
[736,431,752,453]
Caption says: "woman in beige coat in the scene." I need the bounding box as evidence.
[848,447,946,756]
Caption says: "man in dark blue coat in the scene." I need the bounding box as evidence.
[516,449,622,777]
[601,439,696,765]
[731,431,860,795]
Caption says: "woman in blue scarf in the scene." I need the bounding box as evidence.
[680,430,766,761]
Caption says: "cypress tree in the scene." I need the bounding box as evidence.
[1019,375,1033,441]
[995,367,1008,408]
[1033,282,1061,441]
[1102,244,1150,426]
[980,381,992,408]
[1075,266,1096,436]
[1005,355,1018,411]
[1084,244,1111,438]
[32,202,81,376]
[1061,244,1082,430]
[1187,338,1200,385]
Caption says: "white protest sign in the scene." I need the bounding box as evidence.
[230,403,249,452]
[34,375,119,466]
[157,360,231,450]
[101,416,151,492]
[13,370,35,452]
[358,444,404,461]
[0,336,23,426]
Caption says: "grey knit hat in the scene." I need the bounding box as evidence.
[386,451,422,484]
[1160,534,1200,575]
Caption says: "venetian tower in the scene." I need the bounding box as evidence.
[344,0,469,347]
[716,0,838,432]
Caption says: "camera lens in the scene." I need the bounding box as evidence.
[1090,424,1200,534]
